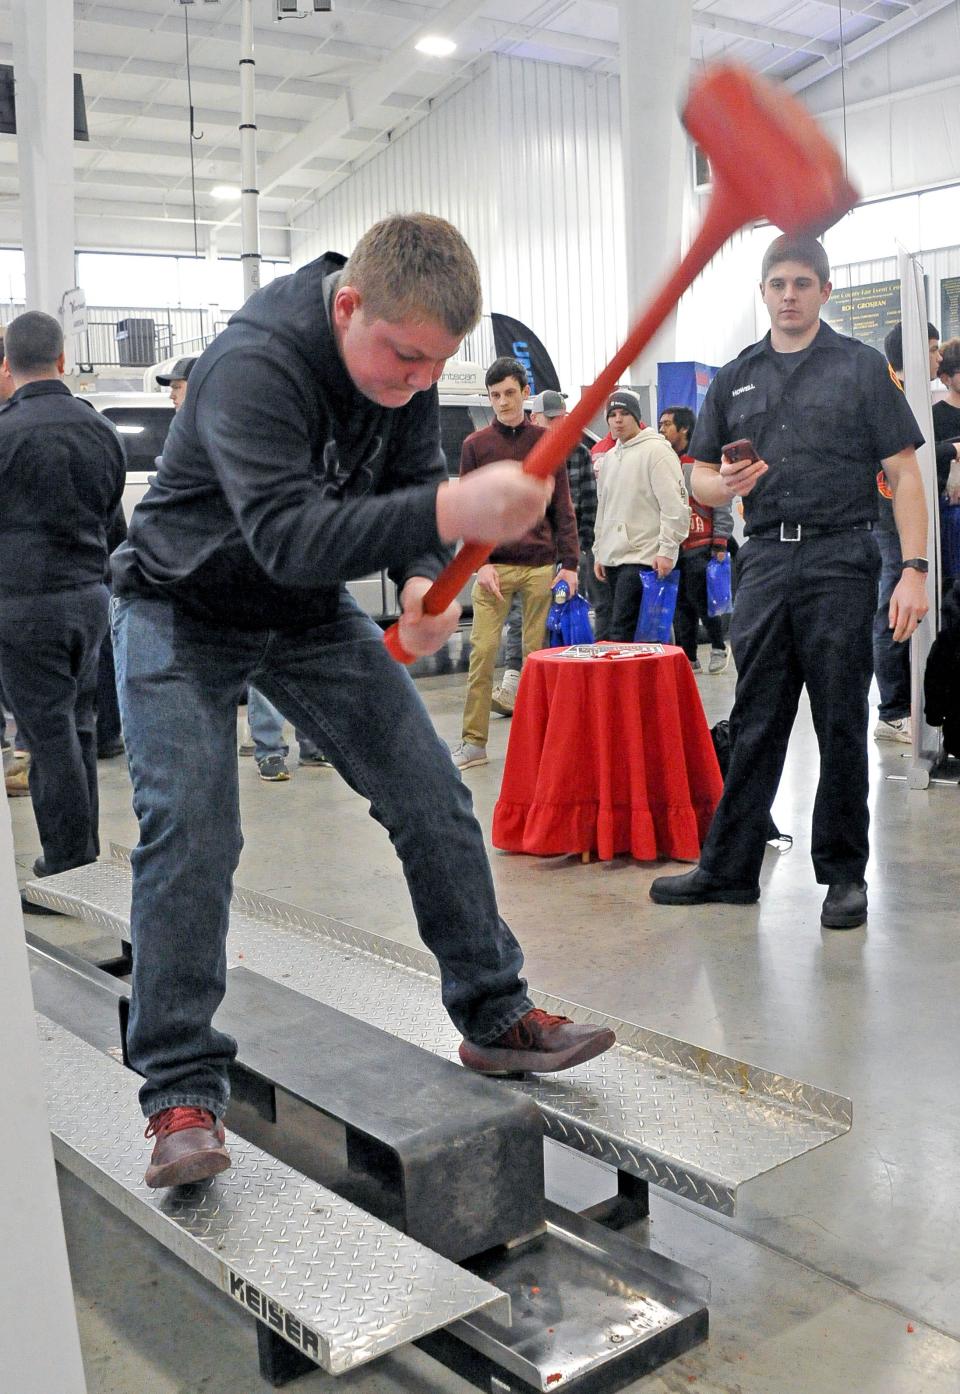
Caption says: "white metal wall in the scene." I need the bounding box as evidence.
[291,55,625,396]
[292,65,497,287]
[675,221,768,370]
[291,42,960,389]
[803,5,960,202]
[485,57,625,395]
[677,201,960,370]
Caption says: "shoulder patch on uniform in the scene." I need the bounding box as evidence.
[731,383,756,398]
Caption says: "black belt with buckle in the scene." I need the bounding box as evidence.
[749,521,875,542]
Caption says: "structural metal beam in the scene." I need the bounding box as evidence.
[787,0,957,90]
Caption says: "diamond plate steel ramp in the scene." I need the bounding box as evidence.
[38,1017,509,1375]
[27,849,852,1217]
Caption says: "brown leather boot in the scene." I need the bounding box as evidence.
[459,1008,615,1076]
[4,766,29,797]
[144,1107,231,1188]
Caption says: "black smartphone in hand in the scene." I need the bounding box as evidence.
[721,438,759,464]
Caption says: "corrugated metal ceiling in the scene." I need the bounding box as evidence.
[0,0,948,232]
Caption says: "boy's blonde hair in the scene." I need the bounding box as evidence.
[342,213,482,338]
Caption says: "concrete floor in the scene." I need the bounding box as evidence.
[12,649,960,1393]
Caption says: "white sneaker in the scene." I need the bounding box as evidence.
[873,717,911,744]
[491,685,516,716]
[451,741,488,769]
[500,668,521,696]
[708,645,730,675]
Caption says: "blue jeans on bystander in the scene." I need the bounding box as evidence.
[871,529,911,723]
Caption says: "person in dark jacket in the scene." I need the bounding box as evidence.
[924,579,960,754]
[453,358,580,766]
[0,312,125,903]
[492,389,596,716]
[0,328,29,799]
[111,214,614,1188]
[155,355,196,411]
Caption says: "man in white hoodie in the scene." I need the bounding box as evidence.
[593,389,690,641]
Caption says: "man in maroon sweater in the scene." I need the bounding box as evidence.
[452,357,579,769]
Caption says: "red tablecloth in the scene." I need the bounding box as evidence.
[492,645,723,862]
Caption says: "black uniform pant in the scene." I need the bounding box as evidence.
[603,563,652,643]
[587,555,613,640]
[0,584,109,873]
[698,532,880,888]
[96,617,123,749]
[674,548,726,659]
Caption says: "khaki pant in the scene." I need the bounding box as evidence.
[462,564,555,746]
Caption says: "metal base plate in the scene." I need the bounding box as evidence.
[439,1202,708,1393]
[26,847,852,1216]
[38,1017,508,1376]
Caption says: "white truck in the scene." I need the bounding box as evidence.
[83,361,496,623]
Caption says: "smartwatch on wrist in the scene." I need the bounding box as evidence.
[901,558,929,573]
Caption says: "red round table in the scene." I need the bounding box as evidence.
[492,645,723,862]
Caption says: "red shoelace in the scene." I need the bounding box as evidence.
[145,1106,216,1140]
[502,1008,572,1047]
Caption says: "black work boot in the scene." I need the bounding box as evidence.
[649,866,760,906]
[821,880,867,930]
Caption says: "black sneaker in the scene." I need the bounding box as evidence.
[299,751,332,767]
[821,880,867,929]
[257,755,290,782]
[650,867,760,905]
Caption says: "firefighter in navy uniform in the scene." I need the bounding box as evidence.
[650,235,929,930]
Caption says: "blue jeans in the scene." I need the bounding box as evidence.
[247,686,322,762]
[247,686,288,761]
[112,591,531,1119]
[871,529,911,722]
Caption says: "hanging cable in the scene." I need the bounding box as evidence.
[837,0,849,184]
[183,5,203,258]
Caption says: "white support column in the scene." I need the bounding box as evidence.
[239,0,261,303]
[617,0,693,409]
[12,0,77,352]
[0,789,88,1394]
[900,248,941,786]
[204,232,221,346]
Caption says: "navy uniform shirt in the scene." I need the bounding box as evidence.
[690,320,924,534]
[0,379,126,597]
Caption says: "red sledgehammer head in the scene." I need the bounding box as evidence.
[682,64,858,237]
[382,64,858,665]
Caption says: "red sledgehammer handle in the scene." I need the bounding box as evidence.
[383,62,856,664]
[382,191,743,663]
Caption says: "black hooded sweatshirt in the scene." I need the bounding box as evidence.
[112,252,452,629]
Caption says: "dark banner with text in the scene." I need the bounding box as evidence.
[490,313,562,393]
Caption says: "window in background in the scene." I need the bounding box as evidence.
[0,246,25,305]
[75,251,288,310]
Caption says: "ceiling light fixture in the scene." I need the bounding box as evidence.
[415,35,456,58]
[211,184,241,200]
